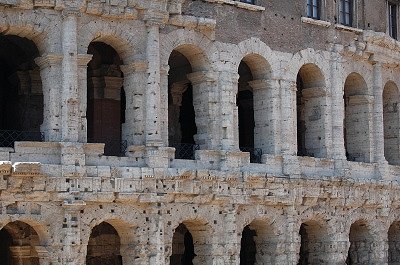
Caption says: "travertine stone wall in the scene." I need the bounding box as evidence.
[0,0,400,264]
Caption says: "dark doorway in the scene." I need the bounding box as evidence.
[240,225,256,265]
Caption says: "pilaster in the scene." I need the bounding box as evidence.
[279,79,297,156]
[61,10,80,142]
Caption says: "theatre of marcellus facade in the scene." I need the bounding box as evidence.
[3,0,400,264]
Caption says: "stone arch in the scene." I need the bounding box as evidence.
[239,218,278,265]
[0,220,44,265]
[236,53,272,161]
[82,214,139,265]
[166,41,214,153]
[383,81,400,165]
[160,29,214,72]
[388,221,400,264]
[0,11,58,54]
[297,219,329,265]
[78,21,136,63]
[0,33,44,147]
[170,219,213,265]
[86,221,123,265]
[344,72,372,162]
[86,41,125,156]
[296,63,327,158]
[346,219,373,265]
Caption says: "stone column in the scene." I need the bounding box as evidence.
[371,62,386,163]
[330,48,346,160]
[187,71,219,150]
[279,79,297,155]
[35,53,63,142]
[218,71,240,150]
[144,19,163,147]
[61,10,79,142]
[77,54,93,143]
[121,61,148,146]
[249,78,281,155]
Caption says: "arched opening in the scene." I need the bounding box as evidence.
[170,221,212,264]
[0,221,41,265]
[240,219,277,265]
[87,42,125,156]
[383,81,400,165]
[344,73,371,162]
[168,50,198,159]
[388,221,400,264]
[237,54,272,163]
[86,222,122,265]
[238,61,255,151]
[298,221,328,265]
[296,64,326,158]
[0,34,43,147]
[346,220,372,264]
[170,223,195,265]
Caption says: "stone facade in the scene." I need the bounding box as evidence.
[1,0,400,264]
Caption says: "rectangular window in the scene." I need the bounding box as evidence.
[389,2,398,39]
[307,0,320,19]
[238,0,255,4]
[340,0,353,26]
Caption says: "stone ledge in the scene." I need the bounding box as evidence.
[301,17,331,28]
[335,23,364,34]
[203,0,265,11]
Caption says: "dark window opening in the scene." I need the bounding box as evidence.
[237,0,255,4]
[0,34,43,147]
[307,0,321,19]
[87,42,125,156]
[389,3,398,39]
[240,225,257,265]
[340,0,353,26]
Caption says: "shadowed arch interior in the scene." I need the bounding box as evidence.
[87,41,125,156]
[346,220,373,265]
[86,222,122,265]
[0,34,43,147]
[344,73,371,162]
[383,81,400,165]
[170,220,212,265]
[296,63,326,158]
[240,219,278,265]
[0,221,41,265]
[168,49,197,159]
[237,53,272,161]
[298,220,329,265]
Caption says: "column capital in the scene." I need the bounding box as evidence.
[34,53,63,69]
[187,71,217,84]
[77,54,93,66]
[143,10,169,26]
[120,60,148,75]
